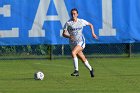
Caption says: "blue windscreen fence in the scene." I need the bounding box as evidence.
[0,0,140,45]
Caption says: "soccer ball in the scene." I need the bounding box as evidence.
[34,71,44,80]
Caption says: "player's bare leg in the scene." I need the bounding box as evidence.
[72,45,83,58]
[71,45,83,76]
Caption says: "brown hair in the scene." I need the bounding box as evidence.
[71,8,78,15]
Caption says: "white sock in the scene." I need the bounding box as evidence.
[84,60,92,71]
[73,57,78,71]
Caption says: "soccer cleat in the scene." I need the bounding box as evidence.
[90,68,94,77]
[71,70,79,76]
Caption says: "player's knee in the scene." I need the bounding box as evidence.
[72,51,76,57]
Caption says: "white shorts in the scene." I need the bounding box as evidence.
[70,37,85,50]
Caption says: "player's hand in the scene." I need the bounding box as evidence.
[92,34,98,39]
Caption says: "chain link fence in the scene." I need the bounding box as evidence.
[0,43,140,60]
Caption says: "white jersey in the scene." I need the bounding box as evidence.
[63,18,89,48]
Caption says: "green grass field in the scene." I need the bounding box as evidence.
[0,58,140,93]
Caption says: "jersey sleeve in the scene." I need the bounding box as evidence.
[81,19,89,26]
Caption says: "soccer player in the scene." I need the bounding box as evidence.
[62,8,98,77]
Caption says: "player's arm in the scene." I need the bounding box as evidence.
[88,22,98,39]
[62,30,70,38]
[63,22,71,38]
[63,30,74,41]
[62,22,74,40]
